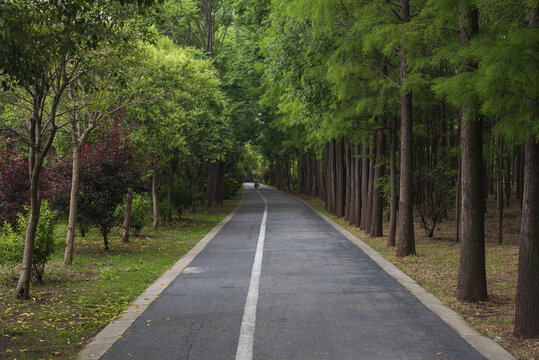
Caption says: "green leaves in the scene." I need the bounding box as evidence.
[129,36,230,167]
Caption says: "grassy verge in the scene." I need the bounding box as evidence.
[292,192,537,360]
[0,192,241,360]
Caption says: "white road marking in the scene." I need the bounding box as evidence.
[236,190,268,360]
[182,267,205,274]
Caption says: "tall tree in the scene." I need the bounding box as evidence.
[396,0,416,257]
[456,0,487,301]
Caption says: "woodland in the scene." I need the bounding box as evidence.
[0,0,537,356]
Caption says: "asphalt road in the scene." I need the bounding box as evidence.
[101,184,485,360]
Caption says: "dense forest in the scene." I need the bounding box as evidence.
[0,0,537,348]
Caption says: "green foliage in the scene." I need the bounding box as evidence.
[415,162,455,238]
[224,177,241,199]
[159,178,194,219]
[0,222,24,265]
[0,201,57,281]
[115,193,151,234]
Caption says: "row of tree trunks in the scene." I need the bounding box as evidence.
[295,135,391,240]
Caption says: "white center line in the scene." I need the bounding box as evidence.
[236,190,268,360]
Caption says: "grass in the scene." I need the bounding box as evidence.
[292,192,538,360]
[0,192,241,360]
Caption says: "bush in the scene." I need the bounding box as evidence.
[0,201,57,281]
[0,139,29,227]
[115,192,151,234]
[224,177,241,199]
[159,177,193,220]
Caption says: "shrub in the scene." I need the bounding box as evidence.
[224,177,241,199]
[0,201,57,281]
[159,177,193,220]
[0,140,29,227]
[115,192,151,234]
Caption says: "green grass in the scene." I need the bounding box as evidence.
[0,193,241,360]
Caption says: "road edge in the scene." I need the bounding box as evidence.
[76,192,244,360]
[292,195,514,360]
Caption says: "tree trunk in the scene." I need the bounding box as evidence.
[513,6,538,338]
[514,133,539,338]
[354,145,361,227]
[366,136,375,233]
[102,228,109,252]
[497,137,503,245]
[388,118,398,247]
[64,146,81,265]
[505,151,511,207]
[122,187,134,243]
[216,162,225,205]
[371,126,385,237]
[336,140,346,218]
[458,111,487,300]
[396,0,415,257]
[455,156,461,243]
[516,146,524,202]
[348,145,355,225]
[15,164,42,299]
[330,139,337,214]
[166,159,177,224]
[206,162,217,207]
[191,166,200,213]
[457,0,487,302]
[360,143,369,230]
[152,170,159,230]
[312,153,319,197]
[345,142,352,221]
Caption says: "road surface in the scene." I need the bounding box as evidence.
[101,184,485,360]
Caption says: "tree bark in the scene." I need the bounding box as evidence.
[15,165,42,298]
[64,147,81,265]
[330,139,337,214]
[345,142,352,221]
[166,159,177,224]
[457,0,487,302]
[388,118,398,247]
[366,136,376,233]
[122,187,134,243]
[371,126,385,237]
[348,145,355,225]
[513,6,538,339]
[396,0,415,257]
[360,143,369,230]
[497,137,503,245]
[354,145,361,227]
[514,133,539,338]
[336,140,346,218]
[505,151,511,207]
[216,161,225,205]
[206,162,217,207]
[152,170,160,230]
[455,156,461,243]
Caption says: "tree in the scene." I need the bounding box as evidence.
[0,0,155,298]
[129,37,229,227]
[62,30,144,264]
[76,122,139,251]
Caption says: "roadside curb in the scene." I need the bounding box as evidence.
[293,195,514,360]
[76,195,243,360]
